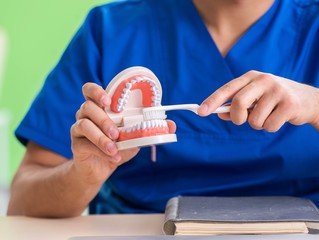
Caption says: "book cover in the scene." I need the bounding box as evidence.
[163,196,319,235]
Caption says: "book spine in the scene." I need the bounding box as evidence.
[162,196,180,235]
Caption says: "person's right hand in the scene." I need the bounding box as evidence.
[70,83,139,185]
[70,83,176,186]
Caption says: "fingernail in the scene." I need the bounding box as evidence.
[108,126,119,140]
[198,103,208,115]
[106,142,117,154]
[101,95,111,106]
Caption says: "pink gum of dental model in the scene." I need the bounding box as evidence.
[105,66,177,150]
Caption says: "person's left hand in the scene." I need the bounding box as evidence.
[197,70,319,132]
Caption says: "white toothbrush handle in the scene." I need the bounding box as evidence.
[154,104,199,113]
[214,105,231,113]
[143,104,230,114]
[160,104,231,114]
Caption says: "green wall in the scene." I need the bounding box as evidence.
[0,0,111,184]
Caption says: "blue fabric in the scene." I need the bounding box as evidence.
[15,0,319,214]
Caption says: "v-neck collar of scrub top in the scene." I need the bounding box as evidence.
[185,0,280,78]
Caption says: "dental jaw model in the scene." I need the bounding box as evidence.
[105,66,177,151]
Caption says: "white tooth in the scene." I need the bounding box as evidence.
[147,121,151,128]
[118,98,124,104]
[142,122,147,130]
[123,88,130,94]
[136,77,143,82]
[163,121,168,127]
[117,104,123,111]
[151,120,156,128]
[124,94,130,101]
[151,86,157,92]
[130,79,137,84]
[154,101,160,107]
[126,83,132,89]
[149,81,155,87]
[121,93,125,98]
[159,120,163,127]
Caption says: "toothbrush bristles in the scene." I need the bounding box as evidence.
[143,110,167,120]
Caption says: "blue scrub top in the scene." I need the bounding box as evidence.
[15,0,319,213]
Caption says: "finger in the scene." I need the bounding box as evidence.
[76,100,119,141]
[216,103,232,121]
[167,120,177,133]
[230,78,267,125]
[247,94,278,130]
[262,104,290,133]
[198,70,261,116]
[82,83,111,108]
[217,112,231,121]
[236,73,283,129]
[71,118,118,157]
[72,136,115,161]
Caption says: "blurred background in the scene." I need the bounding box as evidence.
[0,0,111,215]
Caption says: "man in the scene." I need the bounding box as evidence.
[8,0,319,217]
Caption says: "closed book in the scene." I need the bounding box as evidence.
[163,196,319,235]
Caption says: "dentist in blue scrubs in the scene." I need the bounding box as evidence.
[8,0,319,217]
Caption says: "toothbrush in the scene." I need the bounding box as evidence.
[143,104,230,120]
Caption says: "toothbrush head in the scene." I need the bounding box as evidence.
[143,106,167,121]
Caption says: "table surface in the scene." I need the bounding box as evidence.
[0,214,164,240]
[1,214,318,240]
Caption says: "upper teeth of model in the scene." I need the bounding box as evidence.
[116,76,161,112]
